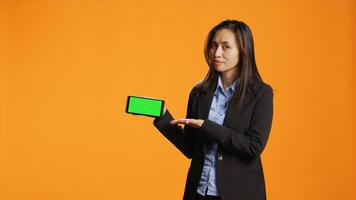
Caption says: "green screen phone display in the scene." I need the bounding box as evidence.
[126,96,164,118]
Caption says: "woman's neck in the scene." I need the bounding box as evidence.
[220,68,238,90]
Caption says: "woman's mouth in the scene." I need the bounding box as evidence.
[214,60,224,65]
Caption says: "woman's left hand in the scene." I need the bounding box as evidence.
[170,118,204,129]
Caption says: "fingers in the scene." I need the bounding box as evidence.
[170,119,183,125]
[169,118,203,129]
[170,118,191,125]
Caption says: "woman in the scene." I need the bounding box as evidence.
[153,19,273,200]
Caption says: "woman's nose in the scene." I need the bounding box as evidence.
[214,46,223,57]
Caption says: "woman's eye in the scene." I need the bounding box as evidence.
[224,45,230,49]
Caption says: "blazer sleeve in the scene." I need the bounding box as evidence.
[152,89,196,159]
[200,85,274,158]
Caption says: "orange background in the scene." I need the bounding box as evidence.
[1,0,355,199]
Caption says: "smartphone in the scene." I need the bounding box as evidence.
[126,96,165,118]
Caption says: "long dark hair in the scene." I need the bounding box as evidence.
[196,19,263,107]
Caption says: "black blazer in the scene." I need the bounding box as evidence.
[153,76,273,200]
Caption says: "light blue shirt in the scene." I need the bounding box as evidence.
[196,75,238,196]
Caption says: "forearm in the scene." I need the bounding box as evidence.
[200,119,271,158]
[153,109,195,159]
[200,86,273,158]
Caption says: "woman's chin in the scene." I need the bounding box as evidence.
[213,64,222,69]
[213,67,225,72]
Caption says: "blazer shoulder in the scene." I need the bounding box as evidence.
[190,80,203,94]
[193,80,203,89]
[253,80,273,96]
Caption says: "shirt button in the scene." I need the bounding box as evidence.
[217,153,223,160]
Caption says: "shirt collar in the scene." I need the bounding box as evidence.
[215,75,239,95]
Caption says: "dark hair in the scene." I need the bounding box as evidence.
[196,19,263,107]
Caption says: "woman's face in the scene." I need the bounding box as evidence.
[209,28,240,74]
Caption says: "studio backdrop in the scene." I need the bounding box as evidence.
[1,0,355,199]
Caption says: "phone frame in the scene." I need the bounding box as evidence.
[125,95,165,118]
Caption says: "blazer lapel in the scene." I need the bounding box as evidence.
[197,76,218,120]
[222,99,242,127]
[223,81,256,127]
